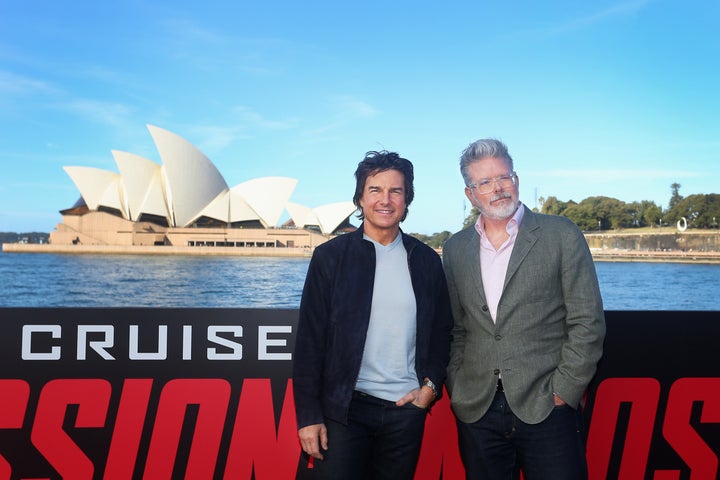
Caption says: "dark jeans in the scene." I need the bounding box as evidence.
[313,391,427,480]
[457,391,587,480]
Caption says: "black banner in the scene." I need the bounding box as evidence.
[0,309,718,479]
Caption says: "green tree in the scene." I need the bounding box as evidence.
[427,231,452,249]
[409,230,454,248]
[574,196,626,230]
[665,193,720,229]
[626,201,642,227]
[639,200,662,227]
[541,196,574,216]
[562,202,598,231]
[669,183,683,210]
[410,233,430,244]
[609,203,635,229]
[463,206,480,229]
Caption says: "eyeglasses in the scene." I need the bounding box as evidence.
[467,172,517,195]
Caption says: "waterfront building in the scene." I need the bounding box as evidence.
[50,125,356,251]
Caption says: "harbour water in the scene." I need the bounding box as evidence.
[0,251,718,310]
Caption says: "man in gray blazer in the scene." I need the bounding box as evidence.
[443,138,605,480]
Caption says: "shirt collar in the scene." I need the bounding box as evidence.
[363,230,402,249]
[474,203,525,239]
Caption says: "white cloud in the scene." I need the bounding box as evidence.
[570,0,651,28]
[294,95,378,141]
[190,125,252,151]
[0,70,56,95]
[331,95,378,118]
[184,107,302,151]
[508,0,652,40]
[59,99,135,128]
[233,106,301,130]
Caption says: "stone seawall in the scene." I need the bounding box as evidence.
[584,231,720,252]
[584,230,720,264]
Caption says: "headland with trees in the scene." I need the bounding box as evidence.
[410,184,720,262]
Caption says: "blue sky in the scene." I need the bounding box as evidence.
[1,0,718,235]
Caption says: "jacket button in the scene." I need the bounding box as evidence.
[495,335,502,341]
[482,305,489,311]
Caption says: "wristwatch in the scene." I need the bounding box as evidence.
[423,378,438,397]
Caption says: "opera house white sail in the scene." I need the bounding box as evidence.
[51,125,357,250]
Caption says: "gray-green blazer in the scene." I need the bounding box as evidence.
[443,206,605,424]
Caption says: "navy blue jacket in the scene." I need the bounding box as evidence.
[293,225,453,428]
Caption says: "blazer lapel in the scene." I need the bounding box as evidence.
[504,208,540,290]
[464,229,488,307]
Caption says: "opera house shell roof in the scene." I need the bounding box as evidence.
[62,125,356,236]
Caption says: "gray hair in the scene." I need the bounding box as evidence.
[459,138,514,186]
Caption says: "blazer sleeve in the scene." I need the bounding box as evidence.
[552,222,606,407]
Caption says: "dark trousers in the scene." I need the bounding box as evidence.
[457,391,587,480]
[313,391,427,480]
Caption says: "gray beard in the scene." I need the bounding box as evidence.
[480,194,520,220]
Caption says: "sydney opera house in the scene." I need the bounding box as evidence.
[49,125,357,252]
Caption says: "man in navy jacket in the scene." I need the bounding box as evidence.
[293,150,453,480]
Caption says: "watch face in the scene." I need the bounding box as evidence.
[424,380,437,395]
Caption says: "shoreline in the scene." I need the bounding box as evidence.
[590,249,720,264]
[4,243,720,264]
[1,243,313,257]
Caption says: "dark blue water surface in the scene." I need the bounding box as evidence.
[1,251,718,310]
[0,253,310,308]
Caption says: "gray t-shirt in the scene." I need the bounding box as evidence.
[355,233,418,401]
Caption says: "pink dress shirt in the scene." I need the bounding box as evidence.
[474,204,525,323]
